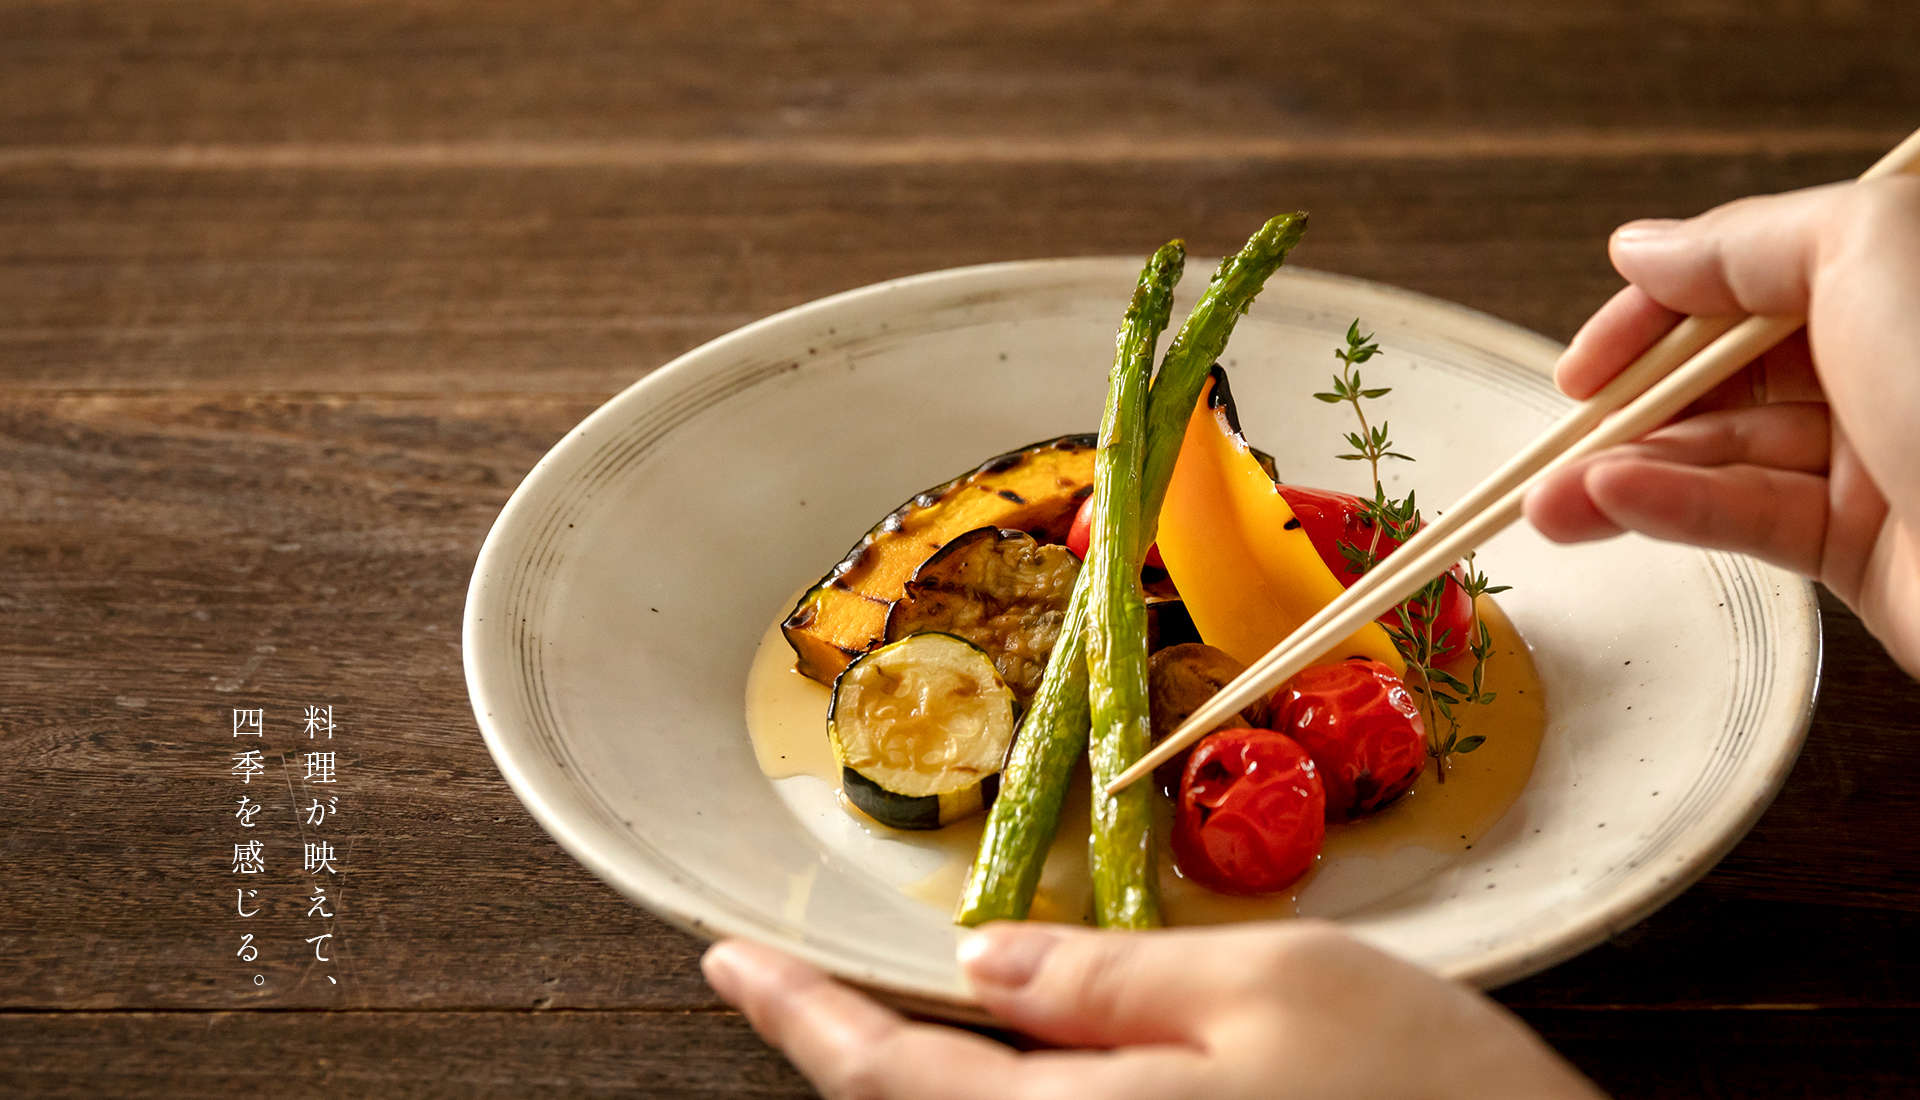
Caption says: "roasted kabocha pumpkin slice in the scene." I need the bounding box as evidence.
[883,526,1080,703]
[783,434,1098,685]
[828,633,1018,830]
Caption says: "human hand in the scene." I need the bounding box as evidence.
[702,921,1603,1100]
[1525,178,1920,677]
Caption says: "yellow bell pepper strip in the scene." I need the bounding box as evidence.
[1154,368,1406,677]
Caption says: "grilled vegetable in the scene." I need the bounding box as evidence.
[841,767,1001,831]
[960,214,1309,926]
[1066,446,1275,573]
[1145,599,1201,652]
[1277,483,1476,661]
[883,526,1081,703]
[1137,216,1310,547]
[783,435,1097,685]
[1172,728,1325,895]
[1145,642,1264,790]
[1155,367,1407,674]
[1271,658,1425,823]
[828,633,1018,830]
[1084,238,1176,931]
[1148,643,1267,740]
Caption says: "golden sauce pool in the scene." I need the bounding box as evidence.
[744,596,1546,925]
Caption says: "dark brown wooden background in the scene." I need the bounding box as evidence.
[4,2,1918,1096]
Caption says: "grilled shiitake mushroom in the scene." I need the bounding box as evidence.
[1146,642,1272,789]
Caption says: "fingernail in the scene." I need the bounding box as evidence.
[1613,218,1682,244]
[700,942,745,1002]
[958,926,1060,989]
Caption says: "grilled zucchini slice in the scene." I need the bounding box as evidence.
[827,632,1018,830]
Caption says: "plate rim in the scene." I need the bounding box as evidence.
[464,256,1821,1008]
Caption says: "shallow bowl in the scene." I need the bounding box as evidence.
[464,259,1818,1018]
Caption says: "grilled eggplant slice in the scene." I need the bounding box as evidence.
[1145,598,1201,652]
[883,526,1079,703]
[783,434,1098,685]
[828,632,1018,830]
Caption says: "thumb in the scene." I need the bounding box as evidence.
[958,923,1258,1048]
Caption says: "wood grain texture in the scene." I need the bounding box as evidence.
[0,151,1889,393]
[5,0,1919,1094]
[1520,1010,1920,1100]
[3,395,1917,1014]
[3,0,1918,146]
[0,394,715,1010]
[0,1010,813,1099]
[1,1007,1915,1100]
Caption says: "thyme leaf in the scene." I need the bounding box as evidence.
[1320,320,1508,782]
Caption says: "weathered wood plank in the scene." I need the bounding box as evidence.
[0,1010,815,1099]
[5,1,1914,1092]
[1,1007,1915,1100]
[0,393,726,1010]
[3,1,1917,147]
[2,394,1917,1014]
[0,151,1886,392]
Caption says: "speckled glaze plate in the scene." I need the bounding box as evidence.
[464,259,1819,1019]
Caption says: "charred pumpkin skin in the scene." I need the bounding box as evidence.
[783,434,1099,684]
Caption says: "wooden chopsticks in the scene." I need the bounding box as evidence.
[1106,124,1920,797]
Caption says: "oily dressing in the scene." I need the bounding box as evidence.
[743,597,1545,925]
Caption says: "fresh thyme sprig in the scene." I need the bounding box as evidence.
[1314,320,1506,780]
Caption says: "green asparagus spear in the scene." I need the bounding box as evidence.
[957,243,1183,925]
[957,215,1308,925]
[1138,212,1309,533]
[1085,241,1184,928]
[955,582,1091,924]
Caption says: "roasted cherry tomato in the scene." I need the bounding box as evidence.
[1273,658,1426,823]
[1172,728,1325,895]
[1065,494,1165,568]
[1275,484,1475,660]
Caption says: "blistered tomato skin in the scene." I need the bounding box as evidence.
[1275,484,1475,660]
[1275,658,1426,823]
[1172,729,1326,895]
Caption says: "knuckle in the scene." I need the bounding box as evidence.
[1252,921,1374,986]
[1021,1071,1088,1100]
[1832,177,1920,251]
[1722,191,1784,218]
[1062,933,1146,1004]
[1858,174,1920,215]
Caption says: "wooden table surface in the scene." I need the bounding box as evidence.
[4,2,1918,1096]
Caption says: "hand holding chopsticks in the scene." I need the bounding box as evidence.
[1107,124,1920,797]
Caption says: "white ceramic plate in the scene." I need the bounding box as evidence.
[464,259,1819,1018]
